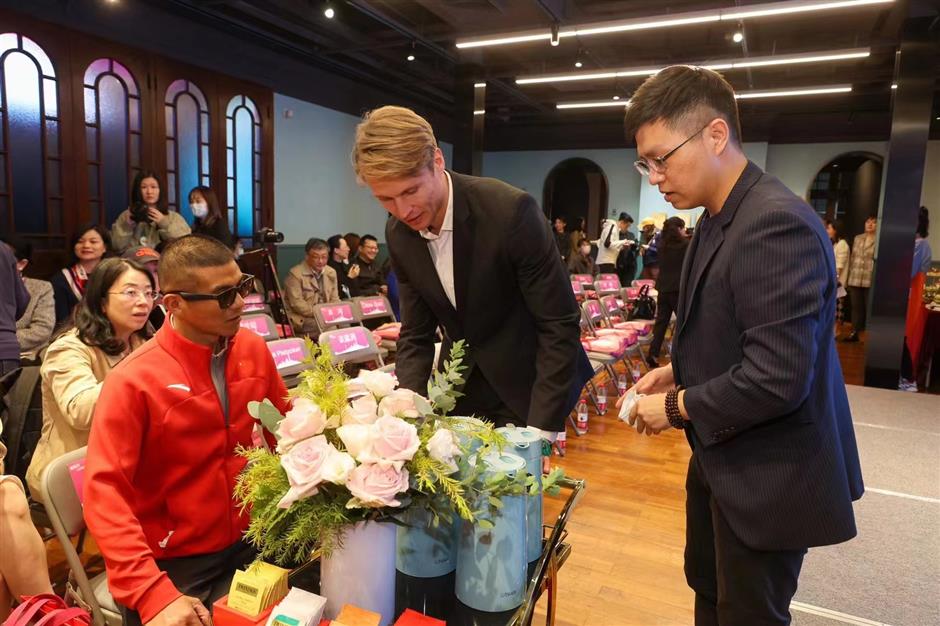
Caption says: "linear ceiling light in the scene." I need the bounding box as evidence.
[556,84,852,109]
[516,48,869,85]
[456,0,892,49]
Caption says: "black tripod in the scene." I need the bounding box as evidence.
[238,246,294,338]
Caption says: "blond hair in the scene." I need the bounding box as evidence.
[352,106,439,181]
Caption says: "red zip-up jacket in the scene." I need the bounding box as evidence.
[84,322,290,623]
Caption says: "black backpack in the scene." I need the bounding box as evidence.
[0,366,43,489]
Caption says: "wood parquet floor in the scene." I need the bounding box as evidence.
[42,330,887,626]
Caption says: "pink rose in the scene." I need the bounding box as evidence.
[342,394,380,426]
[426,428,460,474]
[276,397,327,452]
[371,415,420,465]
[277,435,341,509]
[355,370,398,398]
[337,424,376,462]
[378,388,420,419]
[345,462,410,508]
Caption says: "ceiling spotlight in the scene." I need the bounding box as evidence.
[613,95,621,100]
[575,60,583,68]
[407,54,415,61]
[324,3,335,19]
[550,23,560,46]
[733,31,744,43]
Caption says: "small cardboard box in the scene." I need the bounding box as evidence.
[213,595,275,626]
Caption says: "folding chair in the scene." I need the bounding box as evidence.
[41,447,122,626]
[572,274,596,299]
[593,276,621,297]
[319,326,386,370]
[597,273,619,283]
[572,310,619,436]
[570,278,585,302]
[601,295,654,354]
[632,279,656,290]
[582,299,650,375]
[313,301,358,333]
[239,313,279,342]
[267,337,312,389]
[353,296,400,352]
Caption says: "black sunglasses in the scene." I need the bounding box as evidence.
[164,274,255,309]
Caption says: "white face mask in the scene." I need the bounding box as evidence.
[580,245,591,255]
[190,202,208,219]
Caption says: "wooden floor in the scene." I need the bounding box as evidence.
[42,328,910,626]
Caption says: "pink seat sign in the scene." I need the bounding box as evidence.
[326,328,371,356]
[359,298,388,316]
[597,279,618,291]
[321,304,354,324]
[69,458,86,505]
[269,341,306,369]
[240,316,271,337]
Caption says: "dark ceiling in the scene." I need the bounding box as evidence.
[16,0,940,149]
[156,0,940,149]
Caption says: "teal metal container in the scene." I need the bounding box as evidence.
[496,426,544,562]
[455,451,528,613]
[396,504,458,578]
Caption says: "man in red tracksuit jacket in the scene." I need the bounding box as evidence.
[85,235,290,626]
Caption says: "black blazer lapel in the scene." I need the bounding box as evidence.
[450,172,472,322]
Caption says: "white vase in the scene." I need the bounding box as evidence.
[320,520,397,625]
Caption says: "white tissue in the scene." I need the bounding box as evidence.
[618,388,646,432]
[265,588,326,626]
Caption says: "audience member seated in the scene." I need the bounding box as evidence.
[112,170,190,253]
[647,216,689,368]
[123,246,167,330]
[0,420,52,622]
[50,223,110,327]
[352,234,386,296]
[83,235,290,626]
[25,258,154,500]
[8,237,55,363]
[189,186,234,249]
[568,237,597,276]
[0,241,30,377]
[344,232,361,261]
[327,234,359,299]
[285,238,339,336]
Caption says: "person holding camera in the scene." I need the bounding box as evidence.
[112,171,190,254]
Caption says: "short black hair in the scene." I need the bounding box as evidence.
[327,234,345,255]
[555,216,567,224]
[158,234,235,291]
[361,234,378,246]
[73,257,154,356]
[624,65,742,146]
[825,218,845,243]
[305,238,328,254]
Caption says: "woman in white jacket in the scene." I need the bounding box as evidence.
[826,219,850,324]
[594,215,633,274]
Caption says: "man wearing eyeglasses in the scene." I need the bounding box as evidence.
[84,235,290,626]
[618,66,863,625]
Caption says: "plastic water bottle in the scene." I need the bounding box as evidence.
[617,373,628,396]
[556,430,567,456]
[597,386,608,414]
[576,400,589,434]
[631,362,641,383]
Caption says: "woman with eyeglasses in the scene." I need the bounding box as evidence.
[26,258,154,500]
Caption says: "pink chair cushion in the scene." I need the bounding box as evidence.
[373,322,401,341]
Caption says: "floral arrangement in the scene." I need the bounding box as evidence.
[235,340,520,566]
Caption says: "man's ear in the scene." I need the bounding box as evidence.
[162,293,184,315]
[708,118,732,157]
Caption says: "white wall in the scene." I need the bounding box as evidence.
[764,141,888,202]
[482,148,642,222]
[273,93,453,244]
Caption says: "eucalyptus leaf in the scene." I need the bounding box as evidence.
[248,399,287,437]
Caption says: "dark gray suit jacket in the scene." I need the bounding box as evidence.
[386,171,592,431]
[674,161,864,551]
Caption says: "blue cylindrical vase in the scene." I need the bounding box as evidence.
[496,426,544,562]
[396,505,457,578]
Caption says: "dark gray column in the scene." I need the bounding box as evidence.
[451,78,484,176]
[863,15,938,388]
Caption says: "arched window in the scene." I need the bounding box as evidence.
[165,79,209,222]
[84,58,142,225]
[225,95,261,239]
[0,33,61,234]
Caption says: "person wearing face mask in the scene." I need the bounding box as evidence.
[567,237,597,276]
[112,171,191,254]
[189,186,234,249]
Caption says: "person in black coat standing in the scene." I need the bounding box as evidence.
[647,216,688,368]
[352,105,591,437]
[620,66,863,626]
